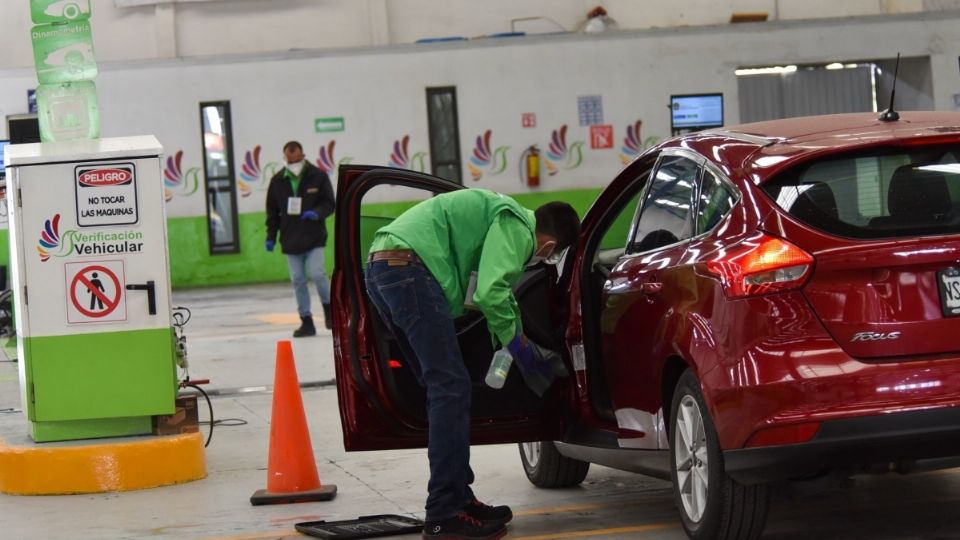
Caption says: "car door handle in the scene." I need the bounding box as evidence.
[641,282,663,295]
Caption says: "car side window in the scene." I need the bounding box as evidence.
[697,169,737,234]
[629,155,698,253]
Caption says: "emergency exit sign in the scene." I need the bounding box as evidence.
[315,117,345,133]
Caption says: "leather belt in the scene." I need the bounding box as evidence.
[368,249,421,263]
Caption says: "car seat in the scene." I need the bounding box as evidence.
[790,181,839,223]
[870,164,951,228]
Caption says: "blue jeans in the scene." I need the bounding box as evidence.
[365,259,475,521]
[286,247,331,317]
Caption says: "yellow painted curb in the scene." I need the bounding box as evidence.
[0,431,206,495]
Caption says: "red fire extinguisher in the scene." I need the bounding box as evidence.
[522,145,540,188]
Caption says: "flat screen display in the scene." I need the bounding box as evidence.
[671,94,724,130]
[0,140,9,177]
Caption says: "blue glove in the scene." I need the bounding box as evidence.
[508,333,541,376]
[265,240,275,252]
[300,209,320,221]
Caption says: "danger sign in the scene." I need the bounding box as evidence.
[75,162,139,227]
[64,260,127,324]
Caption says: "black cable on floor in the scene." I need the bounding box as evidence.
[184,383,214,447]
[204,418,248,427]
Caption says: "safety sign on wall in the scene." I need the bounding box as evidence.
[74,162,138,227]
[64,259,126,323]
[590,125,614,149]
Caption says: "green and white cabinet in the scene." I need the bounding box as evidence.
[6,136,177,442]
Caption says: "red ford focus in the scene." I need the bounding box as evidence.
[332,111,960,539]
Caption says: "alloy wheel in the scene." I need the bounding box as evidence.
[521,442,541,468]
[675,394,709,522]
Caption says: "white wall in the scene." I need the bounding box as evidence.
[0,0,942,69]
[2,11,959,220]
[173,0,375,57]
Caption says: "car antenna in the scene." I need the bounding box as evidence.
[878,53,901,122]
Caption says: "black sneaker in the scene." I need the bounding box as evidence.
[462,499,513,526]
[422,511,506,539]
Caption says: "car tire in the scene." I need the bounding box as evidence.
[518,441,590,488]
[670,370,770,540]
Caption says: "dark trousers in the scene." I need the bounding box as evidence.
[365,259,475,521]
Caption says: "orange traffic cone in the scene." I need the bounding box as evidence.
[250,340,337,505]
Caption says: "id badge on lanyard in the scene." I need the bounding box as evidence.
[287,197,302,215]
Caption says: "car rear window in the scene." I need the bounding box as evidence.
[762,145,960,239]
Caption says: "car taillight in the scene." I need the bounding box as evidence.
[705,233,814,298]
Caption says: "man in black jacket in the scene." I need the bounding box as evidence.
[265,141,336,336]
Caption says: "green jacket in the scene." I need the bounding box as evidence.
[370,189,536,346]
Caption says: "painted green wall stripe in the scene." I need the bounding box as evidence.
[2,187,605,289]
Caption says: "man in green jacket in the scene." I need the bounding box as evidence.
[365,189,580,540]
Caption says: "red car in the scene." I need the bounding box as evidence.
[331,111,960,540]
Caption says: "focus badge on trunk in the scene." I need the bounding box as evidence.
[851,331,902,342]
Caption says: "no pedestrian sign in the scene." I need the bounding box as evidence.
[65,260,127,324]
[75,162,139,227]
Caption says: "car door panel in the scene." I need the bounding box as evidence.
[598,153,701,449]
[601,247,690,435]
[333,166,568,451]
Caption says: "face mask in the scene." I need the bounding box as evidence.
[527,241,557,267]
[286,160,305,176]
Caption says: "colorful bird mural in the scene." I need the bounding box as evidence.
[316,140,353,178]
[544,125,585,176]
[388,135,427,172]
[238,145,279,197]
[468,129,509,181]
[163,150,201,202]
[619,120,661,165]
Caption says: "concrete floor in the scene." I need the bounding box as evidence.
[2,283,960,539]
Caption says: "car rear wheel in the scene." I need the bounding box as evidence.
[670,370,770,540]
[518,441,590,488]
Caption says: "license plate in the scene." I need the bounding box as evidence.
[938,267,960,317]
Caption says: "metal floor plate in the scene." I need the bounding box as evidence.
[295,514,423,539]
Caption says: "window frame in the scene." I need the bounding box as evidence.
[625,148,741,256]
[625,149,702,255]
[199,100,240,255]
[425,86,463,185]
